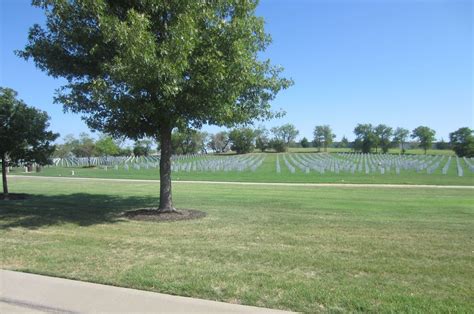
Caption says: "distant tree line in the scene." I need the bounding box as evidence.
[53,124,474,159]
[53,133,156,166]
[350,124,473,157]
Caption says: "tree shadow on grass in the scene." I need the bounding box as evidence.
[0,193,158,230]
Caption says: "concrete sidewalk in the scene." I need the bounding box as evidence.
[11,175,474,189]
[0,270,291,313]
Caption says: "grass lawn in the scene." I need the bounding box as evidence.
[10,153,474,186]
[1,177,473,312]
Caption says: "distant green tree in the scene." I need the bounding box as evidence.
[271,124,299,147]
[353,124,376,153]
[53,134,76,158]
[313,125,335,152]
[133,140,153,157]
[449,127,474,157]
[72,133,97,166]
[300,137,310,148]
[411,126,436,154]
[96,135,120,160]
[340,136,349,148]
[118,147,133,156]
[0,87,58,196]
[255,127,270,152]
[435,139,450,150]
[208,131,230,153]
[171,129,207,155]
[229,128,256,154]
[374,124,393,153]
[392,127,410,154]
[269,138,287,152]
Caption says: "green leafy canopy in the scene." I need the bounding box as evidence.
[19,0,292,139]
[0,87,59,165]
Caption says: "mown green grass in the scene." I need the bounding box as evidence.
[10,153,474,185]
[1,177,473,313]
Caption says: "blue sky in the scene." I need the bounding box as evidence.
[1,0,472,143]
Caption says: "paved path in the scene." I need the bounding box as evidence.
[10,175,474,189]
[0,270,290,313]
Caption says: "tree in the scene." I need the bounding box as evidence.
[435,139,450,150]
[0,87,58,197]
[53,134,76,158]
[313,126,324,152]
[411,126,436,154]
[313,125,335,152]
[340,136,349,148]
[271,124,299,147]
[96,135,120,160]
[72,133,97,166]
[118,146,133,156]
[374,124,392,154]
[449,127,474,157]
[133,139,153,157]
[20,1,291,212]
[208,131,230,154]
[229,128,256,154]
[255,127,270,152]
[300,137,310,148]
[171,129,207,155]
[353,124,376,153]
[392,127,409,154]
[268,139,285,152]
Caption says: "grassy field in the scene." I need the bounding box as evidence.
[10,153,474,186]
[1,177,473,312]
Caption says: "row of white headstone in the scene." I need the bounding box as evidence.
[277,153,472,176]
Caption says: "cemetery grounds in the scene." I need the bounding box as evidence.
[10,151,474,185]
[1,152,473,312]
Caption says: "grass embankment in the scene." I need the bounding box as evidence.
[1,177,473,312]
[9,153,474,185]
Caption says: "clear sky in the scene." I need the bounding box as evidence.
[1,0,472,143]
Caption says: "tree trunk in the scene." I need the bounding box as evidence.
[159,124,175,212]
[2,154,8,196]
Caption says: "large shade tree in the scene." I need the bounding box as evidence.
[0,87,58,197]
[20,0,291,211]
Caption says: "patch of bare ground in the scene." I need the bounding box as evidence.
[123,208,206,222]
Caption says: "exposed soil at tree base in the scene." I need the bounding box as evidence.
[123,208,207,222]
